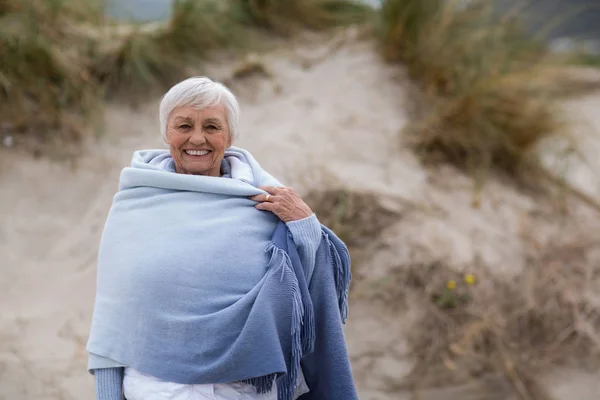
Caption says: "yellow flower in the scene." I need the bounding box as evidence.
[464,274,476,286]
[447,280,456,290]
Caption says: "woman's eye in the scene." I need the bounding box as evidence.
[179,124,192,130]
[206,125,218,130]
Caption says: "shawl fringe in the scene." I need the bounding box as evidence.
[324,231,351,323]
[269,242,310,400]
[242,242,316,399]
[246,232,351,400]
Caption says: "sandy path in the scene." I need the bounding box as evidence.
[1,32,599,399]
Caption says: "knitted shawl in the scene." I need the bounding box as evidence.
[86,147,357,400]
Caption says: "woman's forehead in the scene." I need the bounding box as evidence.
[170,105,226,120]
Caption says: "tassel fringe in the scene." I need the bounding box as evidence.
[324,232,352,323]
[250,231,350,400]
[251,242,316,400]
[242,374,276,394]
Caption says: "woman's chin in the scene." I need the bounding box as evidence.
[181,162,216,176]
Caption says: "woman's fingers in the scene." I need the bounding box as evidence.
[249,186,284,202]
[249,194,266,202]
[249,192,274,202]
[260,186,282,195]
[255,201,275,211]
[251,186,312,222]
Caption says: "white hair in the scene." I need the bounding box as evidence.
[159,76,240,144]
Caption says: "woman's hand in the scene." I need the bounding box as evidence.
[250,186,313,223]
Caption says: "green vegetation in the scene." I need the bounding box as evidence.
[232,0,372,34]
[0,0,103,145]
[570,51,600,69]
[93,1,240,102]
[378,0,572,177]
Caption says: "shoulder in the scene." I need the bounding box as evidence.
[227,146,284,188]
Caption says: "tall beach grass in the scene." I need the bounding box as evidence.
[379,0,572,177]
[0,0,103,147]
[231,0,372,34]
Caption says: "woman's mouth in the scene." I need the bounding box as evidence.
[184,149,211,156]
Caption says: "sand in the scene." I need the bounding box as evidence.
[1,30,599,399]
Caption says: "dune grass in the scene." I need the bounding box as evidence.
[570,51,600,69]
[379,0,571,177]
[231,0,372,35]
[95,0,372,100]
[0,0,102,146]
[92,27,183,102]
[92,0,240,102]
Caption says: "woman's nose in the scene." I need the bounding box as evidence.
[189,128,206,145]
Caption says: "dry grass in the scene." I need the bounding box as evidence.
[231,0,372,35]
[91,0,240,103]
[304,188,401,279]
[384,238,600,400]
[0,0,102,148]
[304,189,400,248]
[90,27,179,103]
[379,0,571,177]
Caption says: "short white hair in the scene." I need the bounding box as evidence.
[159,76,240,144]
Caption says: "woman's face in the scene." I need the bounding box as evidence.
[166,104,231,176]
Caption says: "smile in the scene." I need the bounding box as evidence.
[184,150,211,156]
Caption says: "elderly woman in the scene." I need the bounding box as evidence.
[86,77,357,400]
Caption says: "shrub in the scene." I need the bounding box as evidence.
[0,0,101,147]
[232,0,372,35]
[379,0,567,176]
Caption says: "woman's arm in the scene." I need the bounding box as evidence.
[94,367,124,400]
[251,186,322,272]
[286,213,322,274]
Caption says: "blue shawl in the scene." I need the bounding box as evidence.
[86,147,357,400]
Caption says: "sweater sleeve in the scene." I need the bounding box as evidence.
[286,214,322,280]
[94,367,124,400]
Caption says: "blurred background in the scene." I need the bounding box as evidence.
[2,0,600,399]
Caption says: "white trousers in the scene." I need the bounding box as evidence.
[123,368,309,400]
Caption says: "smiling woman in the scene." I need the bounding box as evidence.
[86,76,357,400]
[167,105,232,176]
[159,77,239,176]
